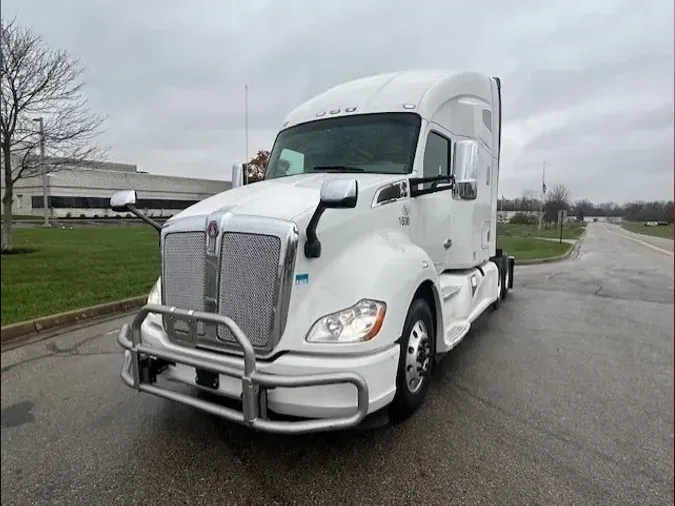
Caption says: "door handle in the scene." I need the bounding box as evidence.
[443,238,452,249]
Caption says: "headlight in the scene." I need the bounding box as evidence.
[147,277,161,305]
[306,299,386,343]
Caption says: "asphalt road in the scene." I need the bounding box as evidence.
[2,223,673,506]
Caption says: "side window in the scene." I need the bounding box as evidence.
[422,132,450,178]
[279,148,305,175]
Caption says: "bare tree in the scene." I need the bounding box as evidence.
[1,17,106,252]
[572,198,594,221]
[543,183,571,225]
[519,189,538,213]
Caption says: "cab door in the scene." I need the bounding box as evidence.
[409,127,453,272]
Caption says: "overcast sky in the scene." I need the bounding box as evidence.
[4,0,673,203]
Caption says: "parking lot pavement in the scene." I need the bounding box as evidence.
[2,223,673,506]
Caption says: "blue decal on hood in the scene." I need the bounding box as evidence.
[295,273,309,285]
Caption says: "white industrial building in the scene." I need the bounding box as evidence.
[1,157,231,219]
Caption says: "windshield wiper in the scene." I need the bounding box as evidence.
[311,165,365,173]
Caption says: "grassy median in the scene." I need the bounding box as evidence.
[496,236,571,260]
[1,224,577,326]
[495,222,581,261]
[621,222,674,239]
[1,227,160,326]
[497,222,586,240]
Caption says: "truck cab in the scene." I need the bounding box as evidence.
[112,70,515,433]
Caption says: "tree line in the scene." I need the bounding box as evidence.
[246,152,673,225]
[499,186,673,223]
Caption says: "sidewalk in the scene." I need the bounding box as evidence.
[532,236,577,245]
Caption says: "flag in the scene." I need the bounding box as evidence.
[541,162,547,194]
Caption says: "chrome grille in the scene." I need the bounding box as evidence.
[217,232,281,349]
[159,214,297,356]
[163,232,206,333]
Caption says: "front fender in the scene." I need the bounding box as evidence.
[280,228,440,355]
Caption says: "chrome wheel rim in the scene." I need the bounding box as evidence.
[504,266,510,292]
[405,320,432,394]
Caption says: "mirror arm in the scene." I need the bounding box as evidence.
[304,204,327,259]
[409,174,455,197]
[127,204,162,232]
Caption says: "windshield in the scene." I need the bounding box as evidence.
[264,112,421,180]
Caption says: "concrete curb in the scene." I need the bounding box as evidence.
[0,295,147,344]
[517,229,587,265]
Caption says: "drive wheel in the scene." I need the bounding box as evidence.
[492,264,502,310]
[389,298,435,422]
[501,259,510,300]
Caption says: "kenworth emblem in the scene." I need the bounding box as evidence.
[206,220,219,253]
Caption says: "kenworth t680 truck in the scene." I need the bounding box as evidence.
[111,70,515,434]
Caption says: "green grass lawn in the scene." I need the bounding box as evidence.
[497,222,586,240]
[621,221,674,239]
[496,235,571,261]
[1,225,577,326]
[1,227,159,326]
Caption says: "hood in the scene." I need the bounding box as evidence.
[168,173,406,223]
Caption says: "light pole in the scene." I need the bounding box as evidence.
[32,117,48,226]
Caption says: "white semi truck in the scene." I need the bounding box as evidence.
[112,70,515,434]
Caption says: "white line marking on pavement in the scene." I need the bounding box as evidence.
[602,225,674,256]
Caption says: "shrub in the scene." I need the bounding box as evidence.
[510,212,537,225]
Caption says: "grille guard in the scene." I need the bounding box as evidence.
[118,304,370,434]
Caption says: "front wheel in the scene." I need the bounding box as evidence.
[389,298,435,422]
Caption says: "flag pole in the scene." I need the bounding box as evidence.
[538,161,546,230]
[245,84,249,165]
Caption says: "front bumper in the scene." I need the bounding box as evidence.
[118,304,376,434]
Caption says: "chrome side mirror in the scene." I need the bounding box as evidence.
[319,178,358,209]
[109,189,161,232]
[305,178,359,259]
[231,163,245,189]
[110,190,137,212]
[453,140,479,201]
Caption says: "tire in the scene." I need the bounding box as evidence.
[492,281,501,310]
[501,258,510,300]
[492,262,502,310]
[389,298,435,422]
